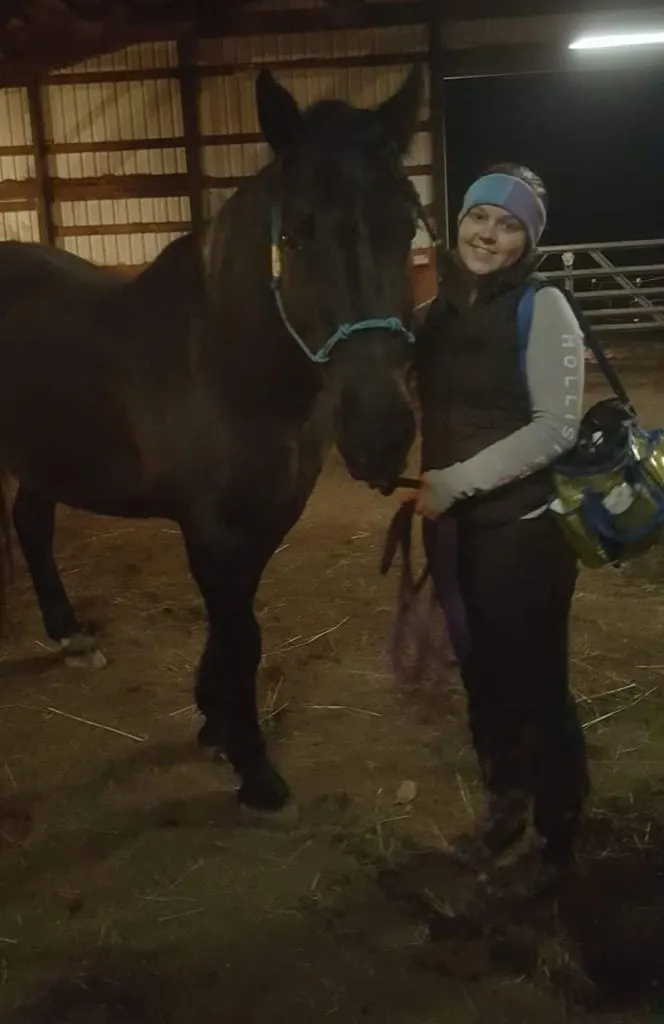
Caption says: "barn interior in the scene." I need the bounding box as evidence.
[1,2,664,1022]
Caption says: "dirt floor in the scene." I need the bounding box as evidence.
[2,345,664,1024]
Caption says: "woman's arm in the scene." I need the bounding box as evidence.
[424,286,585,512]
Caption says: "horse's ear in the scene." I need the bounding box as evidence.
[374,64,423,158]
[255,69,303,155]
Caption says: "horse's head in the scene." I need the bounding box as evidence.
[256,67,424,491]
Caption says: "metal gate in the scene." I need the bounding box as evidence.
[537,239,664,334]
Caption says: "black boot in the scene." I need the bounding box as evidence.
[450,790,529,869]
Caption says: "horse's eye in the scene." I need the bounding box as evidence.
[281,232,300,251]
[281,213,315,253]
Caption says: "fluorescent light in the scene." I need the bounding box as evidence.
[569,30,664,50]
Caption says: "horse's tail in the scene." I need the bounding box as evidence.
[380,499,439,687]
[0,472,13,630]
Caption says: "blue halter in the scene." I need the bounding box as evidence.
[269,205,416,365]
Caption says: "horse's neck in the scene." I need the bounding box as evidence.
[130,232,206,317]
[202,177,271,315]
[125,177,325,430]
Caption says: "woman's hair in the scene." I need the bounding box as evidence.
[483,161,549,213]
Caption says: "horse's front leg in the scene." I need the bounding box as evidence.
[181,519,294,825]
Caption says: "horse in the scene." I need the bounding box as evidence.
[0,66,426,823]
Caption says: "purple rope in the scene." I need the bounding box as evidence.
[425,515,470,664]
[381,503,468,686]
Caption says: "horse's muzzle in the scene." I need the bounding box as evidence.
[369,476,421,497]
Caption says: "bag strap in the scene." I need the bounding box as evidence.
[560,286,633,411]
[516,280,634,413]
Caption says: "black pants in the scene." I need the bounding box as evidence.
[425,511,589,850]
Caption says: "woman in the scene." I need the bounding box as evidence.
[410,163,588,896]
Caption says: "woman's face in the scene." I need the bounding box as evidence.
[457,203,528,276]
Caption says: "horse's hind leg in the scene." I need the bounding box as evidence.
[12,486,106,668]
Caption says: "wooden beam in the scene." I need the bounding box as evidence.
[55,221,191,237]
[0,165,431,206]
[0,119,432,159]
[0,174,194,202]
[427,7,448,251]
[26,79,54,245]
[46,68,178,85]
[201,3,427,37]
[0,138,183,158]
[0,199,37,214]
[197,0,644,35]
[40,173,230,200]
[45,137,184,155]
[176,35,204,237]
[0,144,33,157]
[43,50,427,87]
[194,52,426,77]
[200,0,660,33]
[430,0,656,19]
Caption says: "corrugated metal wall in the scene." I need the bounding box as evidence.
[0,87,39,244]
[0,15,431,272]
[46,41,189,267]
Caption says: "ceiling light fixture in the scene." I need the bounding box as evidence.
[569,30,664,50]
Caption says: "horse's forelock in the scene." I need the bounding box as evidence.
[291,101,398,176]
[303,100,380,143]
[282,101,417,214]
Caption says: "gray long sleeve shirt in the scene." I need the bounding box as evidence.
[422,286,585,516]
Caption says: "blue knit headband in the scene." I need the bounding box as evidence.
[458,173,547,248]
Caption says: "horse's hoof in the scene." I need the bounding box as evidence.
[197,721,225,750]
[239,798,299,831]
[60,635,107,670]
[63,648,107,670]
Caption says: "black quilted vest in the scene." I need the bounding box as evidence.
[415,252,554,526]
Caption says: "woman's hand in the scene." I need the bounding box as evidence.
[396,486,420,505]
[396,471,456,518]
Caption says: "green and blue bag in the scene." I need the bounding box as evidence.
[517,283,664,568]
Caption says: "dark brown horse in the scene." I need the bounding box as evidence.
[0,67,424,822]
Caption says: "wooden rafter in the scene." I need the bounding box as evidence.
[2,0,657,86]
[25,77,54,245]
